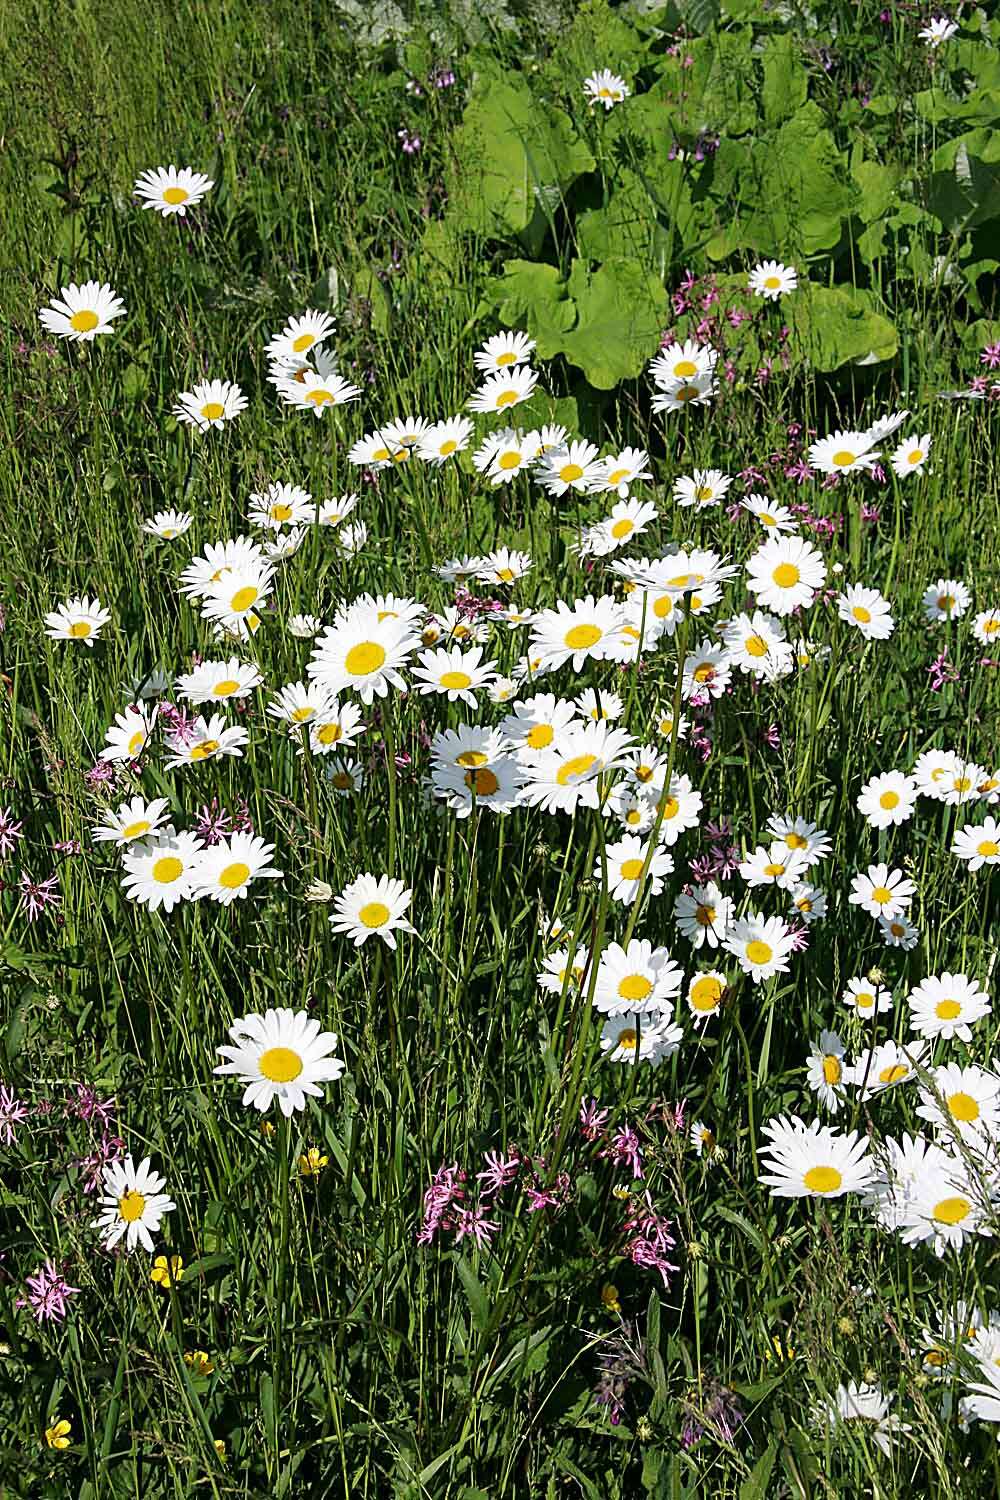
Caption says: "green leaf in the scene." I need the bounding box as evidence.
[486,259,577,360]
[740,1439,779,1500]
[559,258,669,389]
[447,72,594,236]
[455,1253,491,1333]
[786,283,897,371]
[576,169,667,266]
[679,0,721,34]
[760,33,807,126]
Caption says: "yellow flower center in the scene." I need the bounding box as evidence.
[440,670,472,691]
[690,975,723,1012]
[693,663,715,684]
[230,586,258,612]
[291,706,315,723]
[936,999,961,1020]
[618,858,643,881]
[306,388,335,406]
[214,678,240,697]
[746,940,773,965]
[118,1189,147,1222]
[784,832,808,850]
[615,1028,638,1050]
[292,331,315,352]
[358,901,390,929]
[618,974,652,1002]
[653,596,673,619]
[163,186,190,205]
[611,518,634,539]
[464,767,500,796]
[763,862,786,878]
[317,723,342,745]
[495,390,519,408]
[70,309,99,332]
[856,992,874,1010]
[344,641,386,676]
[200,402,225,421]
[870,885,893,904]
[219,861,250,889]
[772,563,800,588]
[128,729,146,755]
[764,275,781,290]
[556,753,598,785]
[607,468,629,485]
[496,351,517,366]
[564,623,601,650]
[879,1064,909,1084]
[695,904,715,926]
[497,568,515,581]
[497,450,522,471]
[933,1195,971,1226]
[948,1091,980,1122]
[909,449,923,465]
[674,384,701,402]
[746,635,769,658]
[331,772,353,790]
[259,1046,303,1082]
[271,503,293,522]
[559,463,584,483]
[879,790,900,809]
[695,486,713,502]
[68,620,92,638]
[189,740,219,760]
[822,1056,842,1084]
[852,605,872,624]
[121,819,150,839]
[152,856,183,883]
[831,450,856,467]
[673,359,697,378]
[803,1165,842,1194]
[456,749,487,768]
[661,796,679,820]
[977,840,1000,857]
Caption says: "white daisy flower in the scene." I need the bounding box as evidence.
[908,972,991,1042]
[215,1007,345,1116]
[649,339,717,387]
[599,836,674,903]
[317,494,359,529]
[473,330,536,373]
[467,364,538,415]
[848,862,914,919]
[288,613,323,639]
[121,828,205,912]
[850,1039,928,1096]
[264,310,336,365]
[741,494,799,533]
[592,939,683,1016]
[746,536,826,616]
[175,658,262,706]
[915,1062,1000,1144]
[971,608,1000,646]
[535,440,603,497]
[599,1013,683,1066]
[922,577,970,622]
[134,165,214,216]
[919,16,958,46]
[583,68,629,109]
[673,883,732,950]
[952,817,1000,870]
[413,644,497,706]
[856,771,917,829]
[726,914,796,982]
[748,260,797,300]
[38,281,126,342]
[686,970,727,1022]
[879,913,919,949]
[891,433,931,477]
[247,482,315,531]
[329,874,415,949]
[93,1155,174,1253]
[813,1382,909,1456]
[416,415,474,463]
[190,832,283,905]
[99,704,156,762]
[807,429,880,476]
[142,509,193,540]
[173,378,247,432]
[517,723,634,815]
[838,583,895,640]
[275,370,361,416]
[650,372,717,412]
[308,608,418,704]
[673,469,732,510]
[591,447,652,498]
[758,1114,875,1198]
[842,975,893,1019]
[529,595,627,672]
[44,594,112,646]
[164,713,248,768]
[92,796,170,847]
[789,883,826,923]
[431,755,525,818]
[806,1031,848,1113]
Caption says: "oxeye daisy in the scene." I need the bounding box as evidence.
[972,608,1000,646]
[308,609,418,703]
[329,874,415,949]
[121,828,205,911]
[726,914,796,982]
[600,1014,682,1066]
[517,722,634,815]
[583,69,629,109]
[276,370,361,416]
[807,429,880,476]
[722,610,792,681]
[673,883,732,949]
[325,756,366,795]
[247,482,315,531]
[805,1031,848,1112]
[686,970,727,1023]
[93,1155,175,1253]
[739,842,809,891]
[952,817,1000,870]
[789,883,826,923]
[766,814,831,866]
[173,379,247,432]
[467,364,538,415]
[898,1163,988,1256]
[134,165,214,216]
[681,640,731,700]
[912,747,959,800]
[908,972,991,1042]
[919,15,959,46]
[336,521,368,555]
[473,329,536,373]
[598,835,674,903]
[842,974,893,1019]
[649,339,717,387]
[536,943,590,995]
[535,440,603,497]
[288,613,322,639]
[430,723,511,772]
[813,1383,908,1456]
[200,561,275,634]
[741,494,799,533]
[317,494,359,529]
[922,577,970,622]
[175,658,263,706]
[592,940,683,1016]
[484,430,535,485]
[92,796,171,847]
[164,713,248,769]
[99,704,156,762]
[475,547,533,586]
[654,774,703,846]
[215,1007,345,1116]
[264,310,336,365]
[44,595,111,646]
[916,1063,1000,1144]
[892,433,931,477]
[529,595,626,672]
[758,1115,875,1199]
[575,687,624,723]
[432,756,525,818]
[413,644,497,706]
[178,536,264,600]
[592,447,652,498]
[500,695,578,759]
[39,281,126,341]
[190,832,283,905]
[857,771,917,829]
[850,1039,927,1096]
[267,680,332,731]
[746,535,826,616]
[673,469,732,510]
[838,583,895,640]
[650,371,716,412]
[748,260,797,300]
[879,913,919,949]
[848,862,914,919]
[416,415,474,463]
[142,509,193,540]
[588,498,658,555]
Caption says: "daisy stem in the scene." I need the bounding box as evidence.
[434,815,457,1056]
[271,1113,293,1463]
[383,710,398,876]
[730,1010,759,1176]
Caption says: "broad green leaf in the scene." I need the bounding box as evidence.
[487,258,577,359]
[787,282,897,371]
[761,33,807,125]
[558,258,669,388]
[575,169,666,264]
[740,1439,779,1500]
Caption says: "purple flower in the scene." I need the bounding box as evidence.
[981,342,1000,369]
[452,1205,499,1247]
[0,1084,30,1145]
[622,1193,678,1288]
[416,1161,466,1245]
[397,127,422,155]
[0,807,24,859]
[84,760,117,789]
[682,1381,746,1448]
[69,1084,116,1130]
[16,1260,80,1325]
[17,872,61,922]
[591,1319,650,1427]
[927,650,960,692]
[76,1129,124,1193]
[579,1097,610,1142]
[52,839,82,855]
[602,1124,644,1179]
[476,1149,520,1197]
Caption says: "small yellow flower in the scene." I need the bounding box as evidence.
[763,1334,795,1363]
[600,1282,622,1315]
[45,1418,71,1450]
[184,1349,215,1377]
[260,1120,275,1139]
[213,1439,227,1460]
[151,1254,184,1289]
[299,1146,328,1177]
[611,1184,631,1201]
[837,1316,856,1337]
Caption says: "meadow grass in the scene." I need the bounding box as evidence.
[4,1,1000,1497]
